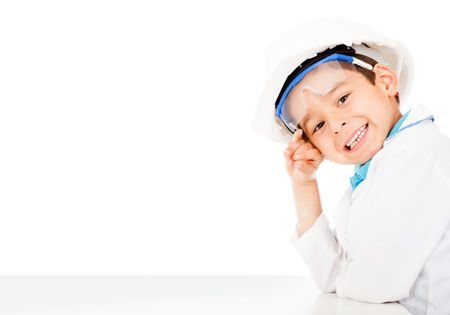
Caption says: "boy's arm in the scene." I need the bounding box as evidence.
[290,178,323,236]
[285,128,345,293]
[292,147,450,303]
[290,177,350,294]
[285,128,324,235]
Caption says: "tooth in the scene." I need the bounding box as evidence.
[348,131,366,148]
[347,125,367,148]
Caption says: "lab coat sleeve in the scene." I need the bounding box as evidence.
[334,147,450,303]
[290,212,350,293]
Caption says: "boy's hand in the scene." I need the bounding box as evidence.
[283,129,324,184]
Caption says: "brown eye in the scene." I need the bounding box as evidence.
[313,121,324,133]
[338,93,349,106]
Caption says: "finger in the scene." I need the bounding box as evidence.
[287,131,315,156]
[284,147,294,159]
[292,141,313,153]
[286,157,294,166]
[293,148,322,161]
[285,145,306,162]
[293,160,307,167]
[292,128,303,142]
[292,150,312,161]
[287,138,308,151]
[294,157,322,168]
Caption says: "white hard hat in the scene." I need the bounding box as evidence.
[252,17,415,144]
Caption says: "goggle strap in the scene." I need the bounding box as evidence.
[352,57,374,71]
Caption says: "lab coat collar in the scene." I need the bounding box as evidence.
[350,105,435,191]
[383,104,435,146]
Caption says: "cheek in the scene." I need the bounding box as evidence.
[349,90,383,108]
[315,140,332,156]
[319,140,348,163]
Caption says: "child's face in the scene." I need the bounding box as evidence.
[287,64,401,165]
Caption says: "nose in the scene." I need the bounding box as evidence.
[332,120,346,135]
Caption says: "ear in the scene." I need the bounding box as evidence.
[372,64,399,97]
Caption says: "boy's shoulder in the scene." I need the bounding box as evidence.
[374,111,450,175]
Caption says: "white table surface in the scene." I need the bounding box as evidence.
[0,276,411,314]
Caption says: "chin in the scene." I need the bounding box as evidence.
[328,156,354,165]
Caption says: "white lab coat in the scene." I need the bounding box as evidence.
[290,104,450,315]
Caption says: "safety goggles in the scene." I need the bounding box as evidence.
[275,53,374,136]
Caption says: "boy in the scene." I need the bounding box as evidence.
[252,18,450,315]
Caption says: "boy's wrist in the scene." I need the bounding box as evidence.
[290,176,317,187]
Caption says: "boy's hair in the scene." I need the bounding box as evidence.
[282,45,401,107]
[350,53,401,105]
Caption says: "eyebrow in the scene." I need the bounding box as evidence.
[300,79,350,130]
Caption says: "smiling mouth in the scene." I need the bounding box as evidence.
[345,123,368,151]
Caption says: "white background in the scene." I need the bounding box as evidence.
[0,0,449,275]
